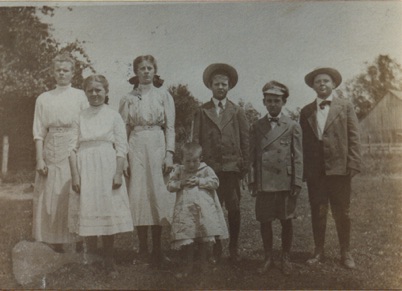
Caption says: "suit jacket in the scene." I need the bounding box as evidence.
[300,97,361,180]
[249,114,303,192]
[192,99,249,174]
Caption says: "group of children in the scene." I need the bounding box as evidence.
[34,55,358,280]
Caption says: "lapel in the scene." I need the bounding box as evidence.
[324,97,343,132]
[203,99,235,131]
[305,101,320,140]
[219,100,235,129]
[260,115,289,149]
[202,100,221,128]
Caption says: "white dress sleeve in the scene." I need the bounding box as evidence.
[113,112,129,158]
[163,90,176,153]
[33,95,47,141]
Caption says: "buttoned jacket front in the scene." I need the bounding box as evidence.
[249,114,303,192]
[192,99,249,174]
[300,97,361,179]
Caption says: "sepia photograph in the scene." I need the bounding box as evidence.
[0,0,401,289]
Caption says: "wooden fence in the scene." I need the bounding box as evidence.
[361,142,402,154]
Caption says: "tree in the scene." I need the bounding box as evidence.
[344,55,402,120]
[0,7,94,171]
[238,99,261,125]
[168,84,201,162]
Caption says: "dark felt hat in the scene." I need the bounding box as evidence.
[203,63,238,89]
[304,67,342,88]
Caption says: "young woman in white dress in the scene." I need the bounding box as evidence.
[69,75,133,276]
[33,54,87,252]
[119,55,176,268]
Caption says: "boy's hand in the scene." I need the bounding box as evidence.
[290,185,301,197]
[248,183,257,197]
[348,168,359,178]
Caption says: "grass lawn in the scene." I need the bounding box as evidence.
[0,155,401,289]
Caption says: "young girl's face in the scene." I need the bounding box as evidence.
[182,151,201,173]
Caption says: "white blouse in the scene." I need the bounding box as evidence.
[119,85,175,153]
[73,105,128,158]
[33,85,88,140]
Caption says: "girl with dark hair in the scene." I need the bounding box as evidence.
[119,55,176,268]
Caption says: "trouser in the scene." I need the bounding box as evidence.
[307,174,351,253]
[215,172,241,255]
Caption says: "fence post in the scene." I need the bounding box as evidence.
[2,135,9,176]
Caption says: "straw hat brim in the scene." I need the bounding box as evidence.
[203,63,238,89]
[304,67,342,88]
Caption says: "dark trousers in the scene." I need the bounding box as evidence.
[215,172,241,254]
[307,174,351,253]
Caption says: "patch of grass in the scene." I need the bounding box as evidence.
[1,170,35,184]
[0,173,401,289]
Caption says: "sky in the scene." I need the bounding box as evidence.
[9,1,402,114]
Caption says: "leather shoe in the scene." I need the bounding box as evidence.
[306,251,324,265]
[281,253,292,276]
[341,252,356,269]
[258,256,274,274]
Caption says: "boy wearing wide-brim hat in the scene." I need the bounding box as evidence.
[249,81,303,275]
[300,67,361,269]
[192,63,249,263]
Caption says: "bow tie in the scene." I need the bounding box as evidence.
[268,117,279,123]
[319,100,331,110]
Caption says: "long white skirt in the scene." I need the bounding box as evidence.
[33,129,79,244]
[69,141,133,236]
[127,129,175,226]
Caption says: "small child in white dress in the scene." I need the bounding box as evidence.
[167,142,228,278]
[69,75,133,277]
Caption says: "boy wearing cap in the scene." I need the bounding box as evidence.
[192,63,249,263]
[249,81,303,275]
[300,68,360,269]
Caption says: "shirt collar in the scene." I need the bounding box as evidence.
[212,97,227,107]
[267,112,282,120]
[316,94,334,105]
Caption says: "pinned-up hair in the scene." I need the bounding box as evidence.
[128,55,164,88]
[83,74,110,105]
[53,53,75,71]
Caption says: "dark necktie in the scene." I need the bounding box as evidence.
[268,117,279,124]
[218,101,224,115]
[319,100,331,110]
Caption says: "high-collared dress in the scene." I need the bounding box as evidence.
[32,84,88,243]
[69,105,133,236]
[119,85,176,226]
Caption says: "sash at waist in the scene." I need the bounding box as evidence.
[48,126,72,133]
[132,125,162,133]
[79,140,113,150]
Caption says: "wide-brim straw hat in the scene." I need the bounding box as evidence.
[203,63,238,89]
[304,67,342,88]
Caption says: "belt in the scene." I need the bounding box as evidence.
[132,125,162,133]
[48,127,72,133]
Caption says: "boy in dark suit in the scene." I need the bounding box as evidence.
[249,81,303,275]
[300,67,361,269]
[192,63,249,263]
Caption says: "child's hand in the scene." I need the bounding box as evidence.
[184,177,199,188]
